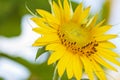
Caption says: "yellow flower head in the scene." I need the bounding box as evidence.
[32,0,120,80]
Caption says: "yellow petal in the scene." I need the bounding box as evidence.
[33,33,59,46]
[46,43,65,51]
[97,47,120,57]
[72,3,83,22]
[90,19,105,34]
[95,34,117,41]
[92,54,117,71]
[64,0,71,21]
[31,17,45,27]
[66,53,73,79]
[95,19,105,27]
[57,52,70,77]
[92,60,106,80]
[58,0,64,23]
[52,1,61,21]
[36,34,59,42]
[80,56,94,80]
[97,49,120,66]
[73,54,82,80]
[86,14,98,29]
[32,27,57,34]
[93,25,112,36]
[78,7,90,24]
[36,9,56,21]
[58,0,63,10]
[48,50,65,65]
[36,9,60,29]
[31,17,59,32]
[33,42,48,46]
[99,41,116,49]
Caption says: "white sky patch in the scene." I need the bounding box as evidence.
[0,58,30,80]
[0,15,39,62]
[109,0,120,25]
[106,0,120,79]
[72,0,105,14]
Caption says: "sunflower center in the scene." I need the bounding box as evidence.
[59,22,90,47]
[58,22,98,56]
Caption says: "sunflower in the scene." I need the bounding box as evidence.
[31,0,120,80]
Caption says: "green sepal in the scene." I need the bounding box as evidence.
[35,46,47,61]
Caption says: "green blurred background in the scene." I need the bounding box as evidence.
[0,0,120,80]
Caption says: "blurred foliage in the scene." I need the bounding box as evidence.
[0,77,4,80]
[98,0,111,24]
[0,0,27,37]
[0,0,50,37]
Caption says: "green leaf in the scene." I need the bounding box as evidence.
[35,46,47,61]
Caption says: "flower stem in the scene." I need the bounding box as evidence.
[53,67,60,80]
[58,77,61,80]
